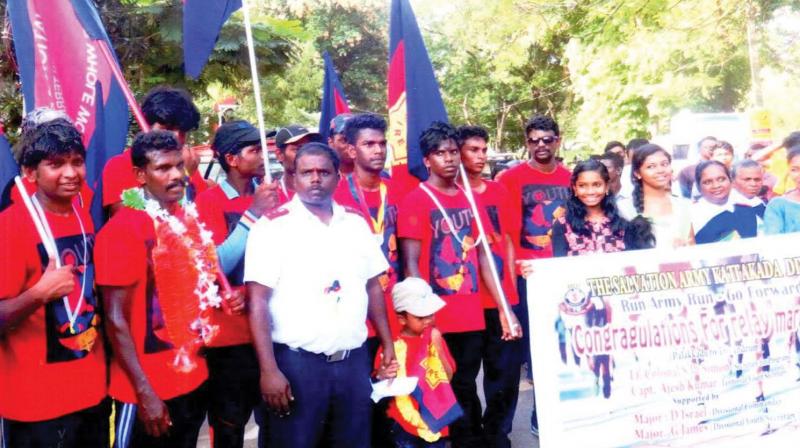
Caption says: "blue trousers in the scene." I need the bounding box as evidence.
[267,343,372,448]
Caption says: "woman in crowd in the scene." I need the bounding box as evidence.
[551,159,653,256]
[690,160,759,244]
[617,144,692,249]
[764,146,800,234]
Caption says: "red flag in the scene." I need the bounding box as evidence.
[387,0,449,195]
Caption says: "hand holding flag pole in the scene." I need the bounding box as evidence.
[241,0,272,183]
[458,165,522,339]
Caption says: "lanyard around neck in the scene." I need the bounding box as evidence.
[347,174,387,235]
[31,195,88,334]
[419,182,481,250]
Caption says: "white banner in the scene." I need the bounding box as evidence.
[528,233,800,447]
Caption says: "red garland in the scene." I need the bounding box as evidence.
[151,210,220,373]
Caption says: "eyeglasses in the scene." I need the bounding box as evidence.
[527,136,558,145]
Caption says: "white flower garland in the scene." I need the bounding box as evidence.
[127,187,223,313]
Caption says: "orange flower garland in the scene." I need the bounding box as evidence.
[123,188,223,372]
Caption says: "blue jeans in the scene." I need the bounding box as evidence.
[267,343,372,448]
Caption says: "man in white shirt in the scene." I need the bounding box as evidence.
[245,142,397,448]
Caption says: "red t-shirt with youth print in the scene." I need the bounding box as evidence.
[473,180,520,309]
[497,163,571,261]
[397,184,487,334]
[195,185,252,347]
[0,203,106,421]
[95,206,208,404]
[334,175,402,336]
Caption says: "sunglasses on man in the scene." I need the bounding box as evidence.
[527,136,559,145]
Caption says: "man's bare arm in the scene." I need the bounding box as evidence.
[101,285,171,437]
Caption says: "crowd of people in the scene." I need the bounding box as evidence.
[1,84,799,448]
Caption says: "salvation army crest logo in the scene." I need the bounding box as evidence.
[560,284,592,315]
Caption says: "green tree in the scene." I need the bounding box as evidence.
[0,0,302,142]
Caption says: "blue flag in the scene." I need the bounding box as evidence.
[184,0,243,79]
[318,51,352,142]
[0,130,19,212]
[387,0,449,192]
[8,0,130,227]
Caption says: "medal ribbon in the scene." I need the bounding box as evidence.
[347,174,387,236]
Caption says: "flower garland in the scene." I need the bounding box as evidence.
[122,187,222,372]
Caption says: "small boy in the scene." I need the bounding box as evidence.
[375,277,459,447]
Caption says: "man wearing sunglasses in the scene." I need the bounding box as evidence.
[496,115,571,438]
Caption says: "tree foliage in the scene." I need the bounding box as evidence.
[1,0,797,154]
[419,0,798,158]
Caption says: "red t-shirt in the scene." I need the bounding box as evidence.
[375,331,456,438]
[0,202,106,421]
[277,176,294,206]
[497,163,571,261]
[10,176,94,213]
[397,185,486,333]
[95,207,208,403]
[102,150,208,206]
[195,184,252,347]
[473,181,520,309]
[334,175,402,336]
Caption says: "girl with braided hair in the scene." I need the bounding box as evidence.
[617,144,692,249]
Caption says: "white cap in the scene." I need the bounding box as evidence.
[392,278,446,317]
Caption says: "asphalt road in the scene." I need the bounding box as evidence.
[198,368,540,447]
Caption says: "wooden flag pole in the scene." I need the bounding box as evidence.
[97,41,149,132]
[241,0,272,183]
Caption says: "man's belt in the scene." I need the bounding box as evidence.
[283,344,352,363]
[324,349,350,363]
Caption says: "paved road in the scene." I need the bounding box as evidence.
[198,369,540,447]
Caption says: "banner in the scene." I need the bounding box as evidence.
[8,0,129,226]
[0,131,18,211]
[529,234,800,447]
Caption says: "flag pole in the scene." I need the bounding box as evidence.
[458,165,521,338]
[240,0,272,183]
[97,41,149,133]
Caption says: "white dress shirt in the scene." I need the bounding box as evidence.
[244,195,389,355]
